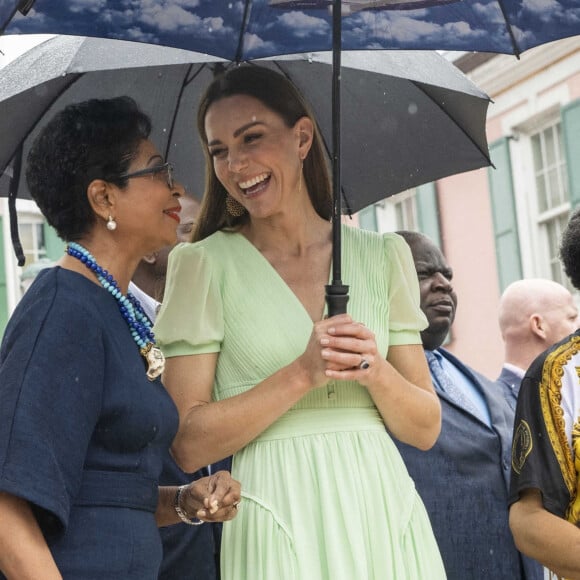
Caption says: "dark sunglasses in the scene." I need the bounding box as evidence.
[119,162,175,189]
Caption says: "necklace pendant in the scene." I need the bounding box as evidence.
[141,343,165,381]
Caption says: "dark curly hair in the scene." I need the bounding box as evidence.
[26,96,151,241]
[560,208,580,290]
[194,64,332,242]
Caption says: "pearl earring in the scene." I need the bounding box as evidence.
[106,215,117,231]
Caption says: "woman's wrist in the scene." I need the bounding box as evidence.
[173,485,204,526]
[286,359,315,393]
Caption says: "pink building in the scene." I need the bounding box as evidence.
[360,38,580,378]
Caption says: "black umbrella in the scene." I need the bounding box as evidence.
[0,35,491,311]
[1,0,579,313]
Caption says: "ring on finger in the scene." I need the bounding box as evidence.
[359,358,370,370]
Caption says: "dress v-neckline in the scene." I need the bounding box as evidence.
[231,231,333,325]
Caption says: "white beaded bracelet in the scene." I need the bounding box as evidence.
[174,484,204,526]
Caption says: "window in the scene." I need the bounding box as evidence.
[376,189,418,234]
[18,219,47,267]
[530,121,572,289]
[357,205,378,232]
[532,123,568,213]
[14,215,49,298]
[392,190,418,231]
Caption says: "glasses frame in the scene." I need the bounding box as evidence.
[119,162,174,190]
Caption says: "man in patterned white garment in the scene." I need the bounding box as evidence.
[510,208,580,580]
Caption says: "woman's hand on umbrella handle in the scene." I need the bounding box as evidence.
[294,314,354,388]
[296,314,380,389]
[181,470,241,522]
[319,317,383,385]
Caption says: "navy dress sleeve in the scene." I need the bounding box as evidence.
[0,273,104,535]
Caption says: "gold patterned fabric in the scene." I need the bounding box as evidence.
[510,332,580,526]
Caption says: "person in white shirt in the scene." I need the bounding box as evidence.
[130,194,199,320]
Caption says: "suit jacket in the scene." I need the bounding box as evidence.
[495,365,523,412]
[395,348,542,580]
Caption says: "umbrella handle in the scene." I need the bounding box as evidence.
[8,146,26,267]
[326,283,349,317]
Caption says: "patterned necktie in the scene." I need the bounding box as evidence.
[425,350,483,420]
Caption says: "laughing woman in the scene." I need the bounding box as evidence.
[155,66,445,579]
[0,97,240,580]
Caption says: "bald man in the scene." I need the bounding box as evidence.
[496,279,579,410]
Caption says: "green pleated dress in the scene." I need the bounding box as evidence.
[155,225,446,580]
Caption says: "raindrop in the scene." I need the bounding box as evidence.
[408,102,418,115]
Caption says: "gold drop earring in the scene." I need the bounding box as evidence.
[225,195,246,217]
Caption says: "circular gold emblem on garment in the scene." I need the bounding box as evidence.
[512,419,533,475]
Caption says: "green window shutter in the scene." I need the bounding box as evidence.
[416,182,441,248]
[358,205,378,232]
[43,223,65,261]
[562,99,580,209]
[488,137,522,291]
[0,217,9,338]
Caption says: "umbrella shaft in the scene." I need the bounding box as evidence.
[331,0,342,284]
[326,0,349,317]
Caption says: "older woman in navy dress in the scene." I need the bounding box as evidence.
[0,97,240,579]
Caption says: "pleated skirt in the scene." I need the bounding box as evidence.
[221,408,446,580]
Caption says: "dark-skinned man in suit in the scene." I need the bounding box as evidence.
[394,231,542,580]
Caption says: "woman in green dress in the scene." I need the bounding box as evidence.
[155,66,446,579]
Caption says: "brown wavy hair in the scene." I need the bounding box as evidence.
[193,64,332,242]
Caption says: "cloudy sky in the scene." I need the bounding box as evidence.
[1,0,579,59]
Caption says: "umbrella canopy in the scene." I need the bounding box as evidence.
[0,0,575,315]
[1,0,579,58]
[0,34,490,312]
[0,35,490,211]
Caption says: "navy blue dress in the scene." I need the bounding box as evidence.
[0,267,179,579]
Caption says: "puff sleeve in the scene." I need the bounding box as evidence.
[155,242,224,358]
[383,233,427,346]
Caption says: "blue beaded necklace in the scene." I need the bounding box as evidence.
[66,241,165,381]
